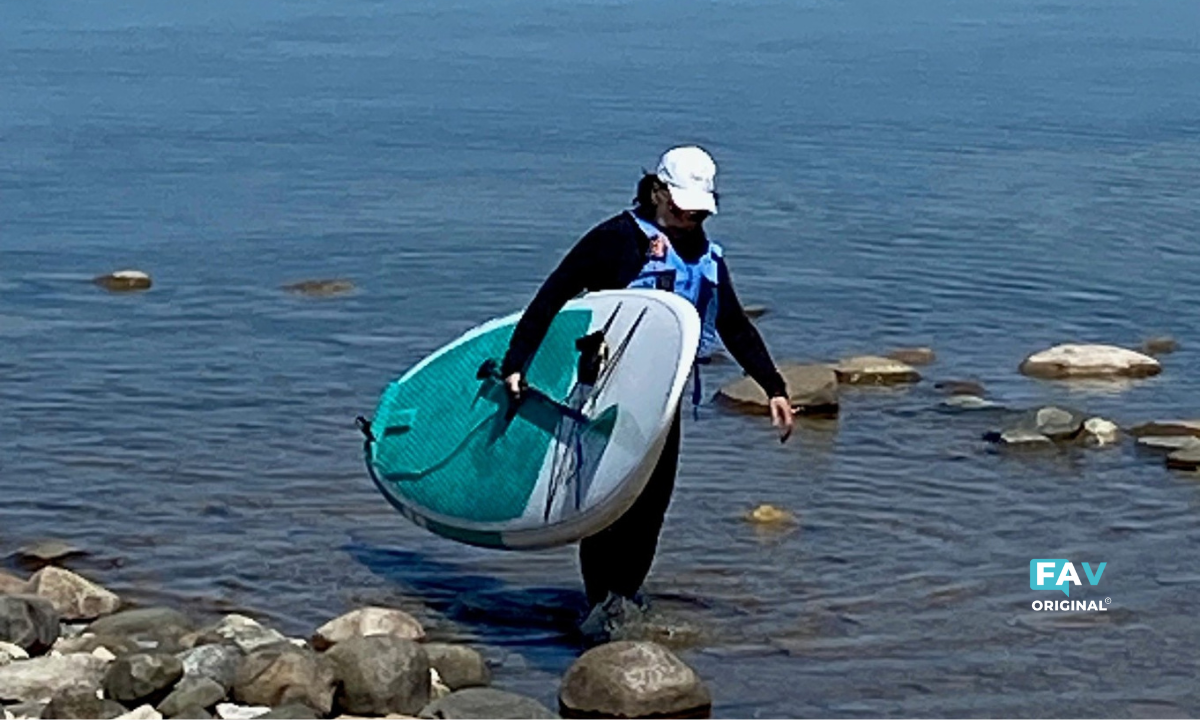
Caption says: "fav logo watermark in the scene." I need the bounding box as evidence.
[1029,559,1111,611]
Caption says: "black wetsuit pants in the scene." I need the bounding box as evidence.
[579,407,682,606]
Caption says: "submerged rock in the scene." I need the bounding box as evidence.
[1128,420,1200,438]
[934,380,987,397]
[1141,336,1178,356]
[281,280,354,298]
[11,541,86,570]
[742,304,768,319]
[743,504,794,525]
[1019,343,1161,380]
[886,347,936,366]
[558,641,710,719]
[94,271,152,293]
[714,363,838,416]
[833,356,921,385]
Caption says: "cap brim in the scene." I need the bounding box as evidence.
[667,185,717,214]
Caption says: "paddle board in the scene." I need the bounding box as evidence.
[358,289,701,550]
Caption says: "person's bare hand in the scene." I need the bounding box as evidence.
[504,372,523,399]
[769,395,794,443]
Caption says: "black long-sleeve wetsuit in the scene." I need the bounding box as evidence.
[502,207,789,607]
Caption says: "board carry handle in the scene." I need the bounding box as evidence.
[476,359,589,424]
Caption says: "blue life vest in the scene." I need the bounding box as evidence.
[626,212,722,360]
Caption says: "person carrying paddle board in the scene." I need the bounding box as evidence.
[501,145,793,626]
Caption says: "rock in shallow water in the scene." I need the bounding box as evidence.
[94,271,152,293]
[886,347,936,366]
[558,640,710,719]
[1019,343,1161,380]
[423,644,490,691]
[714,363,838,415]
[281,279,354,297]
[833,356,921,385]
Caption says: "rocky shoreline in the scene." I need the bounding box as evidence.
[0,558,711,720]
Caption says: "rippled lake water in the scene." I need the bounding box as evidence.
[3,1,1200,716]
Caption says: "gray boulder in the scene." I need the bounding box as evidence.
[157,677,226,717]
[39,687,126,719]
[103,653,184,707]
[0,654,109,704]
[0,596,60,655]
[177,645,243,692]
[94,271,152,293]
[325,635,429,716]
[192,617,286,656]
[231,646,334,716]
[87,609,195,654]
[419,688,557,719]
[558,641,710,719]
[424,644,490,691]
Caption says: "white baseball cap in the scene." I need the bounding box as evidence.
[655,145,718,214]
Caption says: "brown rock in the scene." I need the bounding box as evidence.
[232,646,335,716]
[934,380,986,397]
[558,641,710,719]
[27,567,121,622]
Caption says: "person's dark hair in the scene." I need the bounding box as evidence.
[633,172,662,209]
